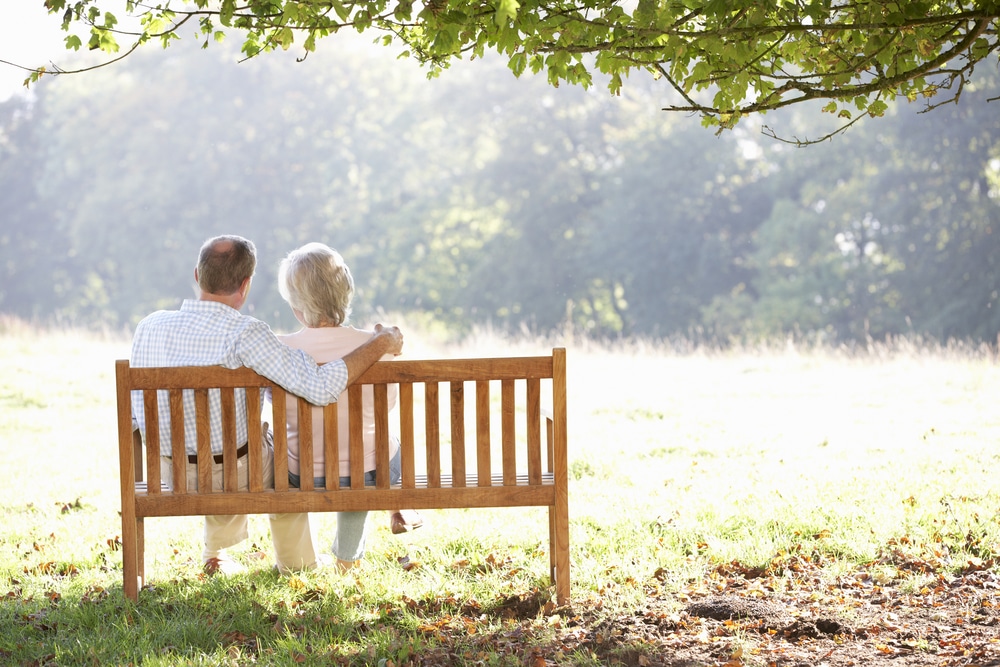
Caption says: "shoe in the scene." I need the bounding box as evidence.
[390,510,424,535]
[203,554,246,576]
[310,554,334,571]
[275,554,333,575]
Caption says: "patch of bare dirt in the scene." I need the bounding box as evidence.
[540,557,1000,666]
[364,548,1000,666]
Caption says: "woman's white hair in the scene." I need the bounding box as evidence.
[278,242,354,327]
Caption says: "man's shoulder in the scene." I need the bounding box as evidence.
[137,301,261,329]
[136,299,202,324]
[135,307,181,329]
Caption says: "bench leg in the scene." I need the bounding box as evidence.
[121,500,140,601]
[122,538,138,601]
[550,500,570,606]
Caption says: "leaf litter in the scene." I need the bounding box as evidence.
[352,544,1000,666]
[4,541,999,665]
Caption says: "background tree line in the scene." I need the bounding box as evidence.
[1,38,998,343]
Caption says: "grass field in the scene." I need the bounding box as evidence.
[1,318,999,665]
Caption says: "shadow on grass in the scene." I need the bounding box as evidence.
[1,569,689,666]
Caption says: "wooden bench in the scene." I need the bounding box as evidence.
[115,349,569,604]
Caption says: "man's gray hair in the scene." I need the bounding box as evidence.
[197,235,257,295]
[278,242,354,327]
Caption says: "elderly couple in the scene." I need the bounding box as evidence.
[130,235,421,576]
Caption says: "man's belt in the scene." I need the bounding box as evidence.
[187,443,249,465]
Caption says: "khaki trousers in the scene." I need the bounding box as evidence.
[160,439,320,572]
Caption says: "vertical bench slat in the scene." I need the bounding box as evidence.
[142,391,161,495]
[476,380,491,487]
[246,387,264,493]
[220,388,238,493]
[501,379,516,486]
[399,383,415,489]
[374,384,391,489]
[169,389,186,494]
[271,389,289,492]
[324,404,339,489]
[132,428,143,483]
[546,411,555,472]
[348,385,365,489]
[297,396,314,491]
[450,381,466,488]
[425,382,440,488]
[526,378,542,486]
[194,389,212,493]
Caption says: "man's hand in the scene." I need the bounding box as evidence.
[372,323,404,356]
[342,323,405,384]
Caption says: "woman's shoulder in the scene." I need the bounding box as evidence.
[280,326,380,360]
[276,328,306,346]
[343,326,400,361]
[340,325,377,340]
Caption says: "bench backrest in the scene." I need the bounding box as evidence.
[116,349,567,507]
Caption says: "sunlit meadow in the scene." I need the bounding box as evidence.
[2,316,999,664]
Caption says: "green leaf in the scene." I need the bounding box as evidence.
[509,51,527,77]
[633,0,656,25]
[431,28,455,52]
[495,0,519,24]
[903,3,930,19]
[330,0,350,22]
[394,0,413,22]
[496,22,518,53]
[355,9,372,30]
[867,100,889,117]
[220,0,236,25]
[609,72,622,95]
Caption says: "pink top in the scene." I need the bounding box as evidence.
[277,326,398,479]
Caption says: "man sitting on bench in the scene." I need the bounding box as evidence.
[129,234,403,575]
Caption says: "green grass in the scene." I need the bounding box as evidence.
[2,317,999,664]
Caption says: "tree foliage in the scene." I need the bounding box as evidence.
[32,0,1000,136]
[2,37,999,342]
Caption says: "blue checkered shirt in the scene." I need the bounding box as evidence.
[130,299,348,456]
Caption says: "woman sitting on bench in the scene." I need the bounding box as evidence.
[269,242,423,572]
